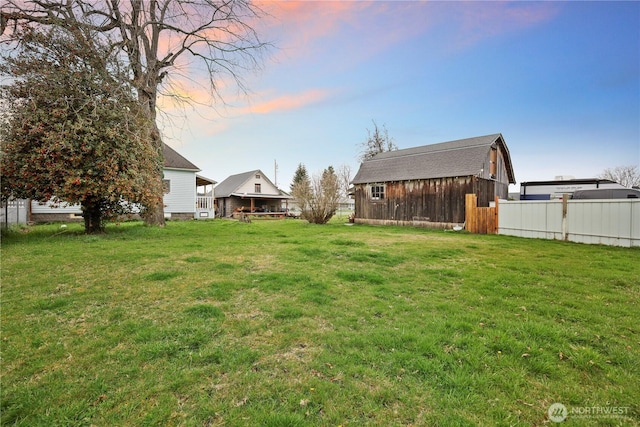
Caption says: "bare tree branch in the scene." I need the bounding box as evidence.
[599,165,640,188]
[359,120,398,162]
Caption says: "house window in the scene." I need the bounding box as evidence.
[163,179,171,194]
[371,184,384,200]
[255,183,261,193]
[255,174,261,179]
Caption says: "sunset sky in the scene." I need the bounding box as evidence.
[158,1,640,192]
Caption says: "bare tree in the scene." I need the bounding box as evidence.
[599,165,640,188]
[291,166,341,224]
[337,163,353,199]
[2,0,269,226]
[359,120,398,162]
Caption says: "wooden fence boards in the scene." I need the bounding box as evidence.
[465,194,498,234]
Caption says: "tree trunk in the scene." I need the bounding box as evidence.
[82,200,104,234]
[144,185,166,225]
[139,87,166,227]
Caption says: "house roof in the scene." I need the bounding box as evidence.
[351,133,516,184]
[196,174,216,186]
[214,170,258,197]
[163,144,200,171]
[215,169,291,199]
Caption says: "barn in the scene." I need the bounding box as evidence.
[351,133,516,228]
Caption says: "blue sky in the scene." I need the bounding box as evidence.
[159,1,640,192]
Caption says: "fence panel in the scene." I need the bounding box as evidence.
[566,200,637,246]
[498,199,640,247]
[1,199,29,226]
[498,200,563,240]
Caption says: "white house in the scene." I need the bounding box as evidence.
[29,144,215,222]
[162,144,216,220]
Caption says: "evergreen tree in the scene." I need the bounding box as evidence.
[290,163,310,193]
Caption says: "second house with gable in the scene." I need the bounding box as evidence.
[215,170,291,218]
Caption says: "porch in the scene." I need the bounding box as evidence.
[195,174,216,219]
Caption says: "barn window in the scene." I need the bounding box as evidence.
[162,179,171,194]
[371,184,385,200]
[490,147,497,179]
[255,183,262,193]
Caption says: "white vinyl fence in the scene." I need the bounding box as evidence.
[1,199,29,227]
[498,199,640,247]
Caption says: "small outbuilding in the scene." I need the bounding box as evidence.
[351,133,515,228]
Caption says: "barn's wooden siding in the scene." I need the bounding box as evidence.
[354,176,504,226]
[476,146,511,186]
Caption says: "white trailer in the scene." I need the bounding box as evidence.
[520,178,626,200]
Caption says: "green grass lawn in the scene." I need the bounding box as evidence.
[1,219,639,426]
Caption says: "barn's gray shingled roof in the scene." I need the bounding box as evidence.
[351,134,515,184]
[163,144,200,171]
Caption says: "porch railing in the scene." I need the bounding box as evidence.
[196,196,213,210]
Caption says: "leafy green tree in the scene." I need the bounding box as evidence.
[292,166,340,224]
[0,27,162,233]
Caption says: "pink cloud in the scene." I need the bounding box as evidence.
[158,1,560,122]
[255,1,559,61]
[440,1,560,51]
[255,1,389,63]
[257,1,369,42]
[243,88,333,114]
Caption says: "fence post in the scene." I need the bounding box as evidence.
[492,196,500,234]
[465,193,477,233]
[562,194,568,241]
